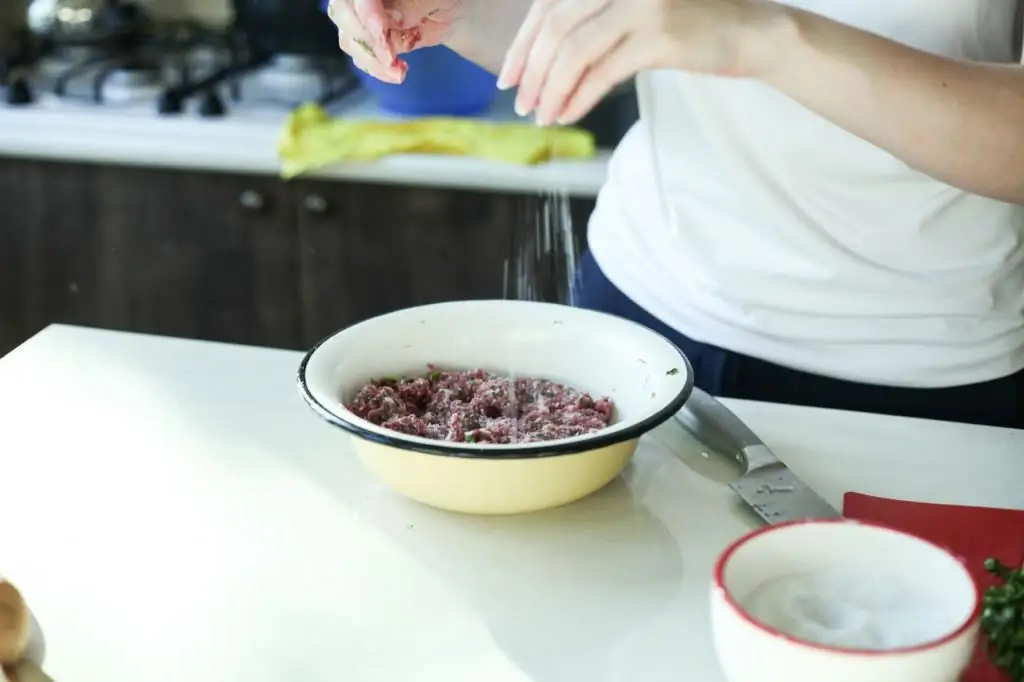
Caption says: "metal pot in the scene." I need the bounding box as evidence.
[26,0,143,44]
[28,0,106,36]
[231,0,340,56]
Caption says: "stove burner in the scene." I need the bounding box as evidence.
[105,59,162,89]
[5,78,33,106]
[2,19,360,116]
[50,44,119,65]
[156,90,183,114]
[101,58,163,103]
[198,91,226,117]
[266,54,324,73]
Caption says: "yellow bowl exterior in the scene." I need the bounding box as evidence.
[350,436,640,514]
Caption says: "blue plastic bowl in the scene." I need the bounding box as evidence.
[349,46,499,116]
[319,0,497,115]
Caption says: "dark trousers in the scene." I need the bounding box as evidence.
[572,250,1024,429]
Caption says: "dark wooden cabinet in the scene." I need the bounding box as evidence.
[293,180,551,345]
[92,165,301,348]
[0,158,33,353]
[0,159,302,352]
[0,156,597,357]
[0,159,107,350]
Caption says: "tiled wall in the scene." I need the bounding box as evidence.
[151,0,232,25]
[0,1,26,29]
[0,0,233,29]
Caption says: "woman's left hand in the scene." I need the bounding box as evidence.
[497,0,782,125]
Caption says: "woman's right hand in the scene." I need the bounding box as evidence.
[327,0,466,83]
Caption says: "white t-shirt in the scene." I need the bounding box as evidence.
[588,0,1024,388]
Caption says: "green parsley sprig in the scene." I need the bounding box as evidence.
[982,558,1024,682]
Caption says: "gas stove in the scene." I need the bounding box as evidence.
[0,20,360,120]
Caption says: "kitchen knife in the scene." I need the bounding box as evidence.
[675,388,841,524]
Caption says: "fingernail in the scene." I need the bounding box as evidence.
[496,64,512,90]
[514,100,528,116]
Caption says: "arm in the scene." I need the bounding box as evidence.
[757,4,1024,204]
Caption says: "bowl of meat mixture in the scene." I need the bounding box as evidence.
[297,300,693,514]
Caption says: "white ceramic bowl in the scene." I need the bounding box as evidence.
[298,300,693,514]
[711,519,980,682]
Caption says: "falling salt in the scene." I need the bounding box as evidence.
[740,566,958,650]
[503,190,580,305]
[500,190,581,441]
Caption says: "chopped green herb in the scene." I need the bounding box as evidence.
[666,368,679,376]
[427,370,442,382]
[983,558,1024,682]
[354,38,376,59]
[465,433,476,443]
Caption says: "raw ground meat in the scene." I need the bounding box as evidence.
[345,366,614,444]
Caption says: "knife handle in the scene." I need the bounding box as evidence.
[676,388,780,471]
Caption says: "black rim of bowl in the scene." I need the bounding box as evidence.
[296,326,695,460]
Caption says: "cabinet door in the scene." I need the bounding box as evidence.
[0,157,36,356]
[295,179,596,346]
[93,165,302,349]
[0,158,109,357]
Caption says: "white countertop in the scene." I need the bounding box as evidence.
[0,325,1021,682]
[0,89,610,197]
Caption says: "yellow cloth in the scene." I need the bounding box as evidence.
[277,103,597,179]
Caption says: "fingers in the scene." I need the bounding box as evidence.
[499,0,612,114]
[341,32,405,83]
[557,35,647,123]
[328,0,405,81]
[515,0,612,119]
[533,2,628,124]
[351,0,390,47]
[496,0,549,92]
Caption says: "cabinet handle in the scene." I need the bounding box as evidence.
[239,189,265,211]
[304,194,328,214]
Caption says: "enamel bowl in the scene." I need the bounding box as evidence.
[711,519,981,682]
[297,300,693,514]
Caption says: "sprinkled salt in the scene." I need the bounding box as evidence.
[740,566,959,650]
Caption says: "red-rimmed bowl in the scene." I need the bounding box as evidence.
[710,519,980,682]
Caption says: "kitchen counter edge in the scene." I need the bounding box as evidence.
[0,109,610,197]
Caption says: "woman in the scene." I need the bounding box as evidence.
[330,0,1024,428]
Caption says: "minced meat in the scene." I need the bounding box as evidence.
[344,365,614,444]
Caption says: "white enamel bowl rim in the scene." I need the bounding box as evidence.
[713,518,983,656]
[297,300,695,459]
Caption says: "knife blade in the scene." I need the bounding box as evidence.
[675,388,841,524]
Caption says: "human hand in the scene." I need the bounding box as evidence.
[327,0,466,82]
[497,0,784,125]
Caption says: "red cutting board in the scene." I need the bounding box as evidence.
[844,492,1024,682]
